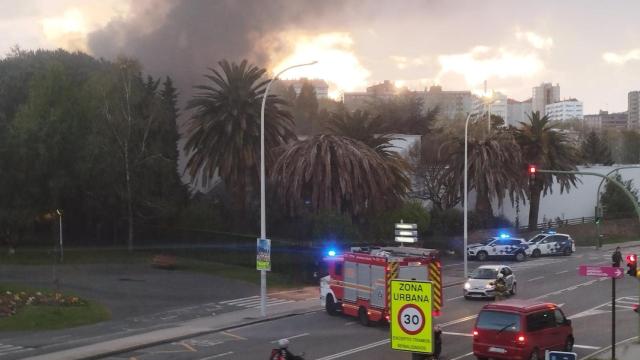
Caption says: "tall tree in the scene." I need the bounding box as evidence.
[580,130,613,165]
[600,173,639,217]
[271,134,409,217]
[294,80,318,135]
[513,111,579,230]
[184,59,295,229]
[442,126,526,221]
[620,130,640,164]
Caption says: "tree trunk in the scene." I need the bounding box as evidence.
[124,144,134,252]
[475,187,494,225]
[528,181,543,230]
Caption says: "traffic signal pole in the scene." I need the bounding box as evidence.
[537,169,640,347]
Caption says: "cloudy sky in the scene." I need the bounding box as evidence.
[1,0,639,113]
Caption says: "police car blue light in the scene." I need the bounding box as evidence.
[327,250,337,257]
[499,233,510,239]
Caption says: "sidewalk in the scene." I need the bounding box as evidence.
[585,337,640,359]
[598,240,640,251]
[22,298,321,360]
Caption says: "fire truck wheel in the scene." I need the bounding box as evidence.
[325,294,337,316]
[358,307,371,327]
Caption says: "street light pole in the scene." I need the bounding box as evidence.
[463,112,473,279]
[259,61,317,317]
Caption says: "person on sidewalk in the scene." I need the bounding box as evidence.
[612,246,622,267]
[270,339,304,360]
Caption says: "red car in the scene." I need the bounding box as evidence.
[472,299,574,360]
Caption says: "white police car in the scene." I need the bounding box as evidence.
[527,231,576,257]
[467,235,531,262]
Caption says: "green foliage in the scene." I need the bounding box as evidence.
[366,92,438,134]
[310,210,360,243]
[429,208,463,236]
[184,60,295,230]
[600,173,639,217]
[294,80,319,135]
[581,130,613,165]
[620,130,640,164]
[367,201,430,243]
[0,49,187,246]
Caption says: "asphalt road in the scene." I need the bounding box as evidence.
[102,246,640,360]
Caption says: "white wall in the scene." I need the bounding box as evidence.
[494,165,640,225]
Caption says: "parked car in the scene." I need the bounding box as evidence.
[464,265,516,299]
[467,236,531,262]
[527,231,575,257]
[473,300,574,360]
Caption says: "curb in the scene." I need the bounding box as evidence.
[26,307,320,360]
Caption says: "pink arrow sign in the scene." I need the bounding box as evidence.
[579,265,624,278]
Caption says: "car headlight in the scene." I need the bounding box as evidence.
[464,282,471,290]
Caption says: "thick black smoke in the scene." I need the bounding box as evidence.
[88,0,347,102]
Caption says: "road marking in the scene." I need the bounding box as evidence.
[220,296,258,304]
[440,314,477,327]
[447,295,465,301]
[555,270,569,274]
[442,331,473,337]
[528,276,544,282]
[574,344,600,349]
[443,262,465,268]
[221,331,247,341]
[271,333,310,343]
[344,321,356,326]
[180,341,197,352]
[314,339,390,360]
[199,351,234,359]
[450,352,474,360]
[583,335,638,359]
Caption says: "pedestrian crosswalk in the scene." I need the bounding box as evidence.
[219,295,295,309]
[0,343,31,357]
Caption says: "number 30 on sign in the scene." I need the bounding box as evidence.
[390,280,433,354]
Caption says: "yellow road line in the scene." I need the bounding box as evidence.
[222,331,248,340]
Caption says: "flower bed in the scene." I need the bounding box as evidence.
[0,290,88,318]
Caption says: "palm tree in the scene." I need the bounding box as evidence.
[442,126,526,222]
[325,109,396,156]
[184,59,295,227]
[513,111,579,230]
[271,134,409,217]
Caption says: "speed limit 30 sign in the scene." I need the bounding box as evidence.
[390,280,433,354]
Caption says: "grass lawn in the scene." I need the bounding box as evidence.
[0,284,110,331]
[175,257,304,289]
[0,247,153,266]
[0,247,307,289]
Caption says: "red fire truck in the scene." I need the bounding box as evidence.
[320,246,443,326]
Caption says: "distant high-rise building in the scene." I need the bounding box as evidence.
[544,99,583,122]
[628,91,640,129]
[584,110,628,130]
[532,82,560,114]
[507,98,533,125]
[278,78,329,99]
[343,80,399,110]
[422,85,474,120]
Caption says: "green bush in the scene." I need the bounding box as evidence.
[310,210,361,244]
[368,201,430,243]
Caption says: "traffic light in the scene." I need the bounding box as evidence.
[626,254,637,277]
[528,165,536,180]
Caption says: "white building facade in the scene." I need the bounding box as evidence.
[544,99,583,122]
[507,98,532,125]
[472,91,509,125]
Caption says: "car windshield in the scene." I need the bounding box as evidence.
[528,234,546,243]
[477,311,521,332]
[479,238,494,245]
[471,268,498,279]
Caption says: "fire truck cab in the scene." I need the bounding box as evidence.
[320,246,442,326]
